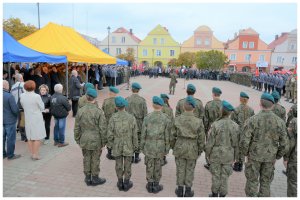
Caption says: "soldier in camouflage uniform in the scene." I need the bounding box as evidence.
[107,96,138,192]
[231,92,255,172]
[284,107,297,197]
[203,87,223,170]
[169,70,178,95]
[240,93,289,197]
[102,86,119,160]
[290,74,297,103]
[171,96,205,197]
[286,104,297,128]
[285,75,292,101]
[74,88,107,186]
[124,67,130,90]
[271,91,286,122]
[78,83,98,109]
[160,93,174,166]
[206,100,239,197]
[175,84,204,120]
[140,96,171,193]
[125,82,148,163]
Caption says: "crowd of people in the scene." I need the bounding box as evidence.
[3,63,297,197]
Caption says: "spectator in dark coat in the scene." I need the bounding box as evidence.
[69,70,83,117]
[39,84,52,144]
[33,68,45,93]
[50,66,60,94]
[42,66,52,94]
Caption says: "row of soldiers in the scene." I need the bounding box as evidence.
[73,81,297,197]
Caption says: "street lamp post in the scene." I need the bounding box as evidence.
[107,26,111,54]
[37,3,40,29]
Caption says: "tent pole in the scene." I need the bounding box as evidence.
[66,62,68,98]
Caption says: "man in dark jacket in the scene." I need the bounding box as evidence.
[3,80,21,160]
[69,70,84,117]
[50,84,71,147]
[50,66,60,95]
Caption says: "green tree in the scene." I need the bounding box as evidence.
[168,58,178,67]
[3,17,38,40]
[177,52,196,67]
[117,48,136,65]
[195,50,228,70]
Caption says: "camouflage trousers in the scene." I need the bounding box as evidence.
[175,157,197,187]
[287,162,297,197]
[135,131,141,153]
[82,149,101,176]
[169,83,176,94]
[244,158,275,197]
[145,156,162,182]
[210,163,233,195]
[115,156,132,180]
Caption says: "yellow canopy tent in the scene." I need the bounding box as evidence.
[19,22,116,64]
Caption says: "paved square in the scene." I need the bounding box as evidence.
[3,76,293,197]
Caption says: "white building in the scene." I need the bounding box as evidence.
[99,27,141,61]
[268,29,297,72]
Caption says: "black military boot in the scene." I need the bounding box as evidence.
[117,178,124,191]
[106,148,115,160]
[131,155,135,163]
[84,174,92,186]
[219,194,226,197]
[146,182,153,193]
[232,162,239,172]
[204,163,210,170]
[134,153,141,163]
[184,187,194,197]
[238,162,243,172]
[153,182,163,193]
[123,179,133,191]
[209,192,218,197]
[91,176,106,186]
[175,186,184,197]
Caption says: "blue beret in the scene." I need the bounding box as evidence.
[271,91,280,100]
[115,96,128,108]
[240,92,249,99]
[132,82,142,90]
[160,94,169,99]
[222,100,235,111]
[212,87,222,94]
[86,88,97,98]
[185,96,196,108]
[85,83,94,90]
[261,93,275,104]
[152,96,164,106]
[109,86,119,94]
[187,84,196,92]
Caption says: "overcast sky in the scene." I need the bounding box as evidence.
[3,3,297,44]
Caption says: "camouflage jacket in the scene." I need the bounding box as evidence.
[272,103,286,122]
[175,96,205,120]
[205,117,239,164]
[140,111,171,158]
[283,117,297,163]
[204,99,222,133]
[162,104,174,123]
[286,104,297,127]
[230,104,255,129]
[169,73,178,85]
[240,110,289,162]
[107,110,138,157]
[78,95,99,109]
[125,94,148,132]
[74,103,107,150]
[171,112,206,160]
[102,97,117,122]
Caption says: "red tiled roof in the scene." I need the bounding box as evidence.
[268,33,288,49]
[112,27,141,43]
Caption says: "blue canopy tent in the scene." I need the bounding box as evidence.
[3,31,67,63]
[102,49,129,66]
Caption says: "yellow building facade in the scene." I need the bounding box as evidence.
[138,24,180,67]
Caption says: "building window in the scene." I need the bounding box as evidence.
[143,49,148,56]
[116,48,122,55]
[156,50,161,56]
[161,38,165,44]
[259,55,265,61]
[121,37,125,43]
[205,38,210,45]
[277,56,282,63]
[292,57,297,64]
[242,41,248,48]
[249,42,254,48]
[112,36,116,44]
[230,54,236,61]
[290,43,296,50]
[153,38,157,45]
[170,50,175,56]
[245,54,251,61]
[196,38,202,45]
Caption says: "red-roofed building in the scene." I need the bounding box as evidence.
[268,29,297,72]
[99,27,141,63]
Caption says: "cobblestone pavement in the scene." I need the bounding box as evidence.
[3,76,293,197]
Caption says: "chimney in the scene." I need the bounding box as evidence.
[129,29,133,35]
[275,35,279,40]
